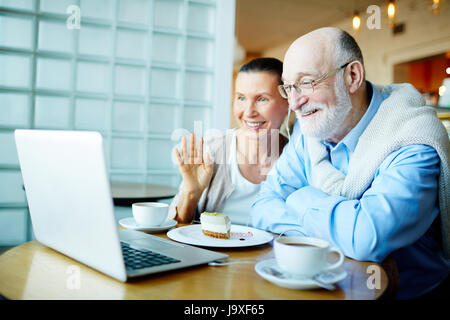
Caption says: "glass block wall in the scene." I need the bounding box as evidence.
[0,0,235,246]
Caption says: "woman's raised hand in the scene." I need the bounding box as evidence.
[173,133,213,197]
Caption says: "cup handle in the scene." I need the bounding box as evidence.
[323,246,344,271]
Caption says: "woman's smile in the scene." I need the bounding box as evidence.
[243,120,267,130]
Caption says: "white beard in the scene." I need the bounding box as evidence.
[295,73,352,141]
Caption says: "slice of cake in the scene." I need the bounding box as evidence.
[200,212,231,239]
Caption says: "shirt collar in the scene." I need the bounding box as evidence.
[323,81,385,153]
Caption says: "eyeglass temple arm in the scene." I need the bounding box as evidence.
[313,61,352,85]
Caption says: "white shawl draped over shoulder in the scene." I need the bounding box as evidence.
[306,83,450,258]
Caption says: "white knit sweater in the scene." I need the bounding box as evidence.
[307,83,450,258]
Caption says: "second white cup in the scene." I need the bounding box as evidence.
[274,235,344,277]
[132,202,168,227]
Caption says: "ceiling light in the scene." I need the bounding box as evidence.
[352,11,361,31]
[429,0,443,15]
[446,67,450,74]
[387,0,396,20]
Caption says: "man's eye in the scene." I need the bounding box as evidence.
[237,96,245,101]
[259,97,268,102]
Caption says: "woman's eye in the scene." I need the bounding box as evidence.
[258,97,268,102]
[237,96,245,101]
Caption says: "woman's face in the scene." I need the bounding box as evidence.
[233,71,289,134]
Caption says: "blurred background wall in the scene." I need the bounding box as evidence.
[233,0,450,128]
[0,0,234,249]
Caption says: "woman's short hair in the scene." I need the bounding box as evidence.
[238,57,283,84]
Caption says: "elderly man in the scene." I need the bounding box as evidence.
[251,27,450,299]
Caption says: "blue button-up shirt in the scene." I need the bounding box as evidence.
[251,82,450,299]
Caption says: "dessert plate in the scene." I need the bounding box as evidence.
[119,217,177,233]
[255,259,347,290]
[167,224,273,248]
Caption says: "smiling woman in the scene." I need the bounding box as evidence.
[169,58,289,225]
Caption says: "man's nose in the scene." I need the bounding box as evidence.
[288,90,309,112]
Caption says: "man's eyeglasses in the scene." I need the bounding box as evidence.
[278,61,352,99]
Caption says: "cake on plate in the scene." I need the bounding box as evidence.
[200,212,231,239]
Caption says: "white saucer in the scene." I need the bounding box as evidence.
[119,217,177,233]
[255,259,347,290]
[167,224,273,248]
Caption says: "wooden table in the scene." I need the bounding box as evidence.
[0,225,388,300]
[111,181,178,206]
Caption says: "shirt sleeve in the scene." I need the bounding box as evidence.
[284,144,440,263]
[251,121,310,235]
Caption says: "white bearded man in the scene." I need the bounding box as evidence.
[251,27,450,299]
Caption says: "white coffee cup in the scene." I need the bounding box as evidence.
[132,202,168,227]
[274,233,344,277]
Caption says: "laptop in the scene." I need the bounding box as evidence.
[14,129,228,282]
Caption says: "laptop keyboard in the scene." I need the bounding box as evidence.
[121,242,180,271]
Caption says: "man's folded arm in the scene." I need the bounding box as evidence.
[284,145,440,263]
[251,177,306,235]
[251,128,309,235]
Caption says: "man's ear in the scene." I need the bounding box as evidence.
[345,61,365,94]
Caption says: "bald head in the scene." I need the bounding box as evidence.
[283,28,335,83]
[287,27,341,59]
[282,27,364,83]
